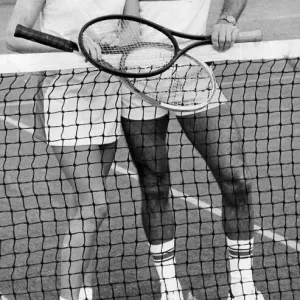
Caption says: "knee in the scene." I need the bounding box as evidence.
[136,153,169,193]
[94,202,109,220]
[78,191,109,223]
[142,169,170,199]
[220,168,253,207]
[78,204,108,234]
[139,169,170,215]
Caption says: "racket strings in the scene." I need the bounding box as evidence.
[168,64,214,106]
[128,62,215,107]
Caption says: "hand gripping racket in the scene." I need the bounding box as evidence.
[15,15,262,111]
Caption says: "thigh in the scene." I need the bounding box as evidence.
[121,89,168,121]
[177,103,246,180]
[121,115,170,177]
[51,142,117,196]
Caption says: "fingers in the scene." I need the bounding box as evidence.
[211,23,239,52]
[82,34,102,60]
[99,32,120,46]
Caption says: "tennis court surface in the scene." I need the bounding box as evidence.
[0,40,300,300]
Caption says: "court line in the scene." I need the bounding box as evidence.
[113,164,300,252]
[1,116,299,253]
[0,115,35,134]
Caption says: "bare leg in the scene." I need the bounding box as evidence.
[122,116,183,300]
[52,142,116,300]
[177,104,258,298]
[177,105,253,240]
[122,115,174,244]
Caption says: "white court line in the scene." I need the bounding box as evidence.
[0,115,35,134]
[113,164,300,252]
[0,100,34,109]
[1,116,299,252]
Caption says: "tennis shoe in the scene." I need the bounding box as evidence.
[227,288,264,300]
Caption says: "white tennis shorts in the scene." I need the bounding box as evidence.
[39,69,122,146]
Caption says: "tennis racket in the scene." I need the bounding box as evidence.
[14,15,262,112]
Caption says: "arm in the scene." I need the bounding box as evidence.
[6,0,60,53]
[219,0,247,21]
[211,0,248,52]
[116,0,140,45]
[84,0,140,58]
[123,0,140,17]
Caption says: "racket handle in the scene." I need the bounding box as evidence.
[236,30,263,43]
[14,24,79,52]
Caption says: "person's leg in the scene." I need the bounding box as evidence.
[177,104,259,298]
[122,115,172,243]
[122,115,183,300]
[51,142,117,300]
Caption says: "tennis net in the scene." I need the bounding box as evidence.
[0,40,300,300]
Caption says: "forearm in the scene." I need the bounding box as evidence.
[219,0,248,21]
[6,0,57,53]
[123,0,140,17]
[6,35,61,54]
[212,0,247,51]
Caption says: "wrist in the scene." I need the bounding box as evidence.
[218,15,237,26]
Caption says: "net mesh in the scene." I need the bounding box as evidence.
[0,41,300,300]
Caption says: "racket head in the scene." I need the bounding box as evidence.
[78,14,179,78]
[120,50,217,112]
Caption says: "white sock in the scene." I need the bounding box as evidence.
[79,287,93,300]
[150,240,181,296]
[227,237,255,297]
[60,287,93,300]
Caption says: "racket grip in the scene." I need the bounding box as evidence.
[236,30,263,43]
[14,24,79,52]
